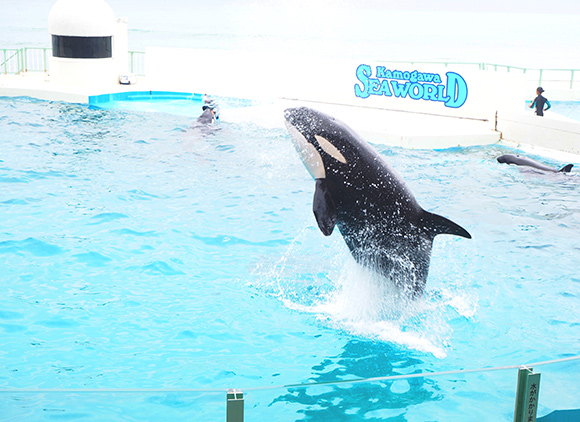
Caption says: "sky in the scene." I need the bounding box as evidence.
[2,0,580,68]
[355,0,580,13]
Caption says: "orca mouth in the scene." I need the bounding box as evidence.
[283,107,322,135]
[283,108,295,121]
[283,108,304,131]
[283,107,312,146]
[284,110,326,179]
[283,107,306,123]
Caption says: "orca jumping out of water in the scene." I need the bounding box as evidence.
[284,107,471,296]
[497,154,574,173]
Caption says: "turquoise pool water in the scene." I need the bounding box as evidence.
[1,97,579,421]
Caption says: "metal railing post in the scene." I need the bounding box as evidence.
[513,367,541,422]
[226,389,244,422]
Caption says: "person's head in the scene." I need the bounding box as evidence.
[536,87,544,95]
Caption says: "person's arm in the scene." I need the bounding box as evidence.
[544,99,551,111]
[529,98,536,109]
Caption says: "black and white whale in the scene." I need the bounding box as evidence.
[497,154,573,173]
[284,107,471,296]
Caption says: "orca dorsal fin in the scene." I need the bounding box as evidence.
[313,178,338,236]
[422,211,471,239]
[559,164,574,173]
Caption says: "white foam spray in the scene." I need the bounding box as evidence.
[280,247,481,359]
[256,228,478,359]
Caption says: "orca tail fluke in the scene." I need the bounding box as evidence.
[559,164,574,173]
[422,211,472,239]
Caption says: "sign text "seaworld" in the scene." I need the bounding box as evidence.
[354,65,468,108]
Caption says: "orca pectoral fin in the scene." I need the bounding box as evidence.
[559,164,574,173]
[313,178,337,236]
[423,211,472,239]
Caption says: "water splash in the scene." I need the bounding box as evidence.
[278,253,460,359]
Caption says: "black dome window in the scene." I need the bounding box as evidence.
[52,35,112,59]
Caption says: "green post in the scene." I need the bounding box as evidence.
[514,367,541,422]
[226,389,244,422]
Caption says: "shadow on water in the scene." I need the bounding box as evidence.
[272,339,440,421]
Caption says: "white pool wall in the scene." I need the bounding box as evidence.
[1,46,580,158]
[146,48,522,120]
[144,47,534,147]
[498,110,580,156]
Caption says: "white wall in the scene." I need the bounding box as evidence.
[145,48,525,125]
[49,57,119,87]
[114,18,129,75]
[498,111,580,155]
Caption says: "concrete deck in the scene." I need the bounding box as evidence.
[0,72,145,103]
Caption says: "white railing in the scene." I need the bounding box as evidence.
[0,47,146,75]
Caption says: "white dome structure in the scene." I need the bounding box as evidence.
[48,0,116,37]
[47,0,129,88]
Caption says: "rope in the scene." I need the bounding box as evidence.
[1,354,579,395]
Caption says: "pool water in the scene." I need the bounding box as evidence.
[548,101,580,122]
[1,96,580,421]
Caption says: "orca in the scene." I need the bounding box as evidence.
[497,154,573,173]
[284,106,471,296]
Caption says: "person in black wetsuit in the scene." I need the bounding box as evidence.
[529,86,551,116]
[202,94,220,120]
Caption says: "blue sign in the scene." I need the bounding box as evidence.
[354,64,468,108]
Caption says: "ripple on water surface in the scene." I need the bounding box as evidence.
[1,98,580,421]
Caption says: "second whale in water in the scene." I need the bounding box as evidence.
[497,154,573,173]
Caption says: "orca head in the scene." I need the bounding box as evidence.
[497,154,520,165]
[284,107,351,180]
[496,154,508,164]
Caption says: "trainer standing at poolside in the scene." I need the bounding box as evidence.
[529,86,551,116]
